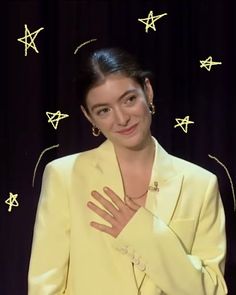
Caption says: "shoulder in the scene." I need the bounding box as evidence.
[170,154,217,186]
[156,140,216,186]
[46,145,100,172]
[155,138,216,182]
[172,154,213,175]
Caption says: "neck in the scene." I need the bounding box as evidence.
[114,135,155,167]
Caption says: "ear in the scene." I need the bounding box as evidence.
[80,105,94,125]
[144,78,154,104]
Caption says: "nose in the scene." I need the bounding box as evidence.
[114,107,130,126]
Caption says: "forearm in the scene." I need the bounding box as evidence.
[113,206,227,295]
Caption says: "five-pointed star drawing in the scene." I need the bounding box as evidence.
[46,111,69,130]
[17,24,44,56]
[200,56,222,71]
[174,116,194,133]
[5,192,19,212]
[138,10,167,33]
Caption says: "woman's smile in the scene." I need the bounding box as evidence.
[116,123,138,135]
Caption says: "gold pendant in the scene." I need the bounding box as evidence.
[148,181,159,192]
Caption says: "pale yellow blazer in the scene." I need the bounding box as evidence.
[28,138,227,295]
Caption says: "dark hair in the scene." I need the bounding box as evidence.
[76,48,153,112]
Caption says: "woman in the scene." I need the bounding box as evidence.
[28,48,227,294]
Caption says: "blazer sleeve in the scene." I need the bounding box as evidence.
[113,174,228,295]
[28,162,70,295]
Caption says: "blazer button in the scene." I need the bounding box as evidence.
[127,251,135,259]
[131,257,140,265]
[136,262,146,271]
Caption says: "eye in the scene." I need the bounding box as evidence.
[96,107,110,116]
[125,95,137,104]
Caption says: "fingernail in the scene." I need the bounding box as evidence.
[103,186,108,191]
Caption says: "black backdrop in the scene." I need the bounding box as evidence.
[0,1,235,294]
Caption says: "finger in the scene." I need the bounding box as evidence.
[103,187,125,208]
[91,191,119,217]
[87,201,115,224]
[90,221,116,237]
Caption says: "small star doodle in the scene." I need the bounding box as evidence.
[200,56,222,71]
[138,11,167,33]
[5,192,19,212]
[46,111,69,130]
[174,116,194,133]
[17,24,44,56]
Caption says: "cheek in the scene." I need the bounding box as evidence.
[95,118,114,131]
[138,104,152,126]
[136,102,150,117]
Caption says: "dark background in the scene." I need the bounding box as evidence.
[0,0,235,294]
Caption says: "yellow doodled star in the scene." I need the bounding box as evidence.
[174,115,194,133]
[200,56,222,71]
[5,192,19,212]
[17,24,44,56]
[138,11,167,33]
[28,48,227,295]
[46,111,69,130]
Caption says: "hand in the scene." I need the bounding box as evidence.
[87,186,140,238]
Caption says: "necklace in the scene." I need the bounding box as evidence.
[124,181,159,204]
[125,189,148,202]
[124,182,159,209]
[132,262,146,295]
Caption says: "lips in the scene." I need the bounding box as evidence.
[116,123,138,135]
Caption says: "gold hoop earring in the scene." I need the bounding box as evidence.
[149,102,155,115]
[92,125,101,137]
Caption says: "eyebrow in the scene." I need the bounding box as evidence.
[91,89,137,112]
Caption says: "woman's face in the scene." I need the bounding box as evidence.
[82,74,154,150]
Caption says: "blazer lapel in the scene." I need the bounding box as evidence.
[146,139,184,225]
[93,138,184,225]
[154,174,183,224]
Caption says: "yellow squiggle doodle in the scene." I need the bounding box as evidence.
[200,56,222,71]
[138,11,168,33]
[17,24,44,56]
[74,39,97,54]
[5,192,19,212]
[208,154,236,211]
[32,144,59,187]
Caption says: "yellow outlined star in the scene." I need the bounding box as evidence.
[174,115,194,133]
[138,10,167,33]
[17,24,44,56]
[46,111,69,130]
[5,192,19,212]
[200,56,222,71]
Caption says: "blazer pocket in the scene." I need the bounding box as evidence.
[169,219,195,253]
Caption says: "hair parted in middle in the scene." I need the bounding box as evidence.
[76,47,153,113]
